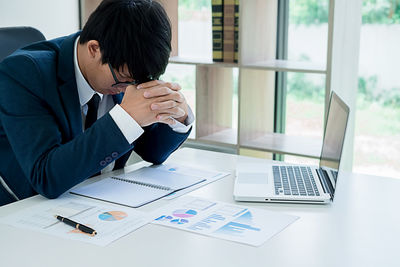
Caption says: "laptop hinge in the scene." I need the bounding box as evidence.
[316,169,333,200]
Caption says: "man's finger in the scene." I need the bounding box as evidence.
[143,86,173,98]
[147,91,184,102]
[138,81,181,91]
[137,80,163,89]
[168,82,181,91]
[151,100,178,111]
[156,107,185,118]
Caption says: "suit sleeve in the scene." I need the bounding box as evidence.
[0,55,133,198]
[132,122,191,165]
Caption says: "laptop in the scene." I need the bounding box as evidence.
[234,91,349,204]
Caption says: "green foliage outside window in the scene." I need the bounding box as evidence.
[289,0,400,25]
[287,72,324,102]
[289,0,329,25]
[178,0,210,20]
[358,75,400,108]
[179,0,210,10]
[362,0,400,24]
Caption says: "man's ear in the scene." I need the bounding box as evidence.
[86,40,101,60]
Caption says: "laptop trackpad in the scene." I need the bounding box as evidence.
[237,173,268,184]
[236,163,269,184]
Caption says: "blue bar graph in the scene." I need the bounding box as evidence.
[188,213,227,231]
[215,221,261,236]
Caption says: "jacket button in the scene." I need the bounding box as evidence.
[111,152,119,158]
[105,156,112,163]
[100,160,107,167]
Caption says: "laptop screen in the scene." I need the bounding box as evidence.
[319,92,350,186]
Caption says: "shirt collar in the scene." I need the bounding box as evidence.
[73,36,103,106]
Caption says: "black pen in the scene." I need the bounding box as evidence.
[54,215,97,236]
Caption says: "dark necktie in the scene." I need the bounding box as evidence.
[85,94,101,177]
[85,94,100,130]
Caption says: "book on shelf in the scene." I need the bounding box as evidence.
[212,0,239,63]
[234,0,239,63]
[212,0,224,62]
[223,0,235,63]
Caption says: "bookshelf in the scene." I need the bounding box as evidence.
[81,0,361,167]
[160,0,360,166]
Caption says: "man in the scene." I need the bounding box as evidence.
[0,0,194,206]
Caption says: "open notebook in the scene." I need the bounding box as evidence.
[70,167,206,208]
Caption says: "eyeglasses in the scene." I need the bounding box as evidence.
[108,63,138,88]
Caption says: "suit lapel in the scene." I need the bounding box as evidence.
[58,80,82,137]
[57,32,82,138]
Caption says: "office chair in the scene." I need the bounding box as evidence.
[0,26,45,62]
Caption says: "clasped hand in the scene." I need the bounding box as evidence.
[120,80,189,127]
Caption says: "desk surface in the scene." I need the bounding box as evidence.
[0,148,399,267]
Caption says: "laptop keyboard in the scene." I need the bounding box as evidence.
[273,166,320,196]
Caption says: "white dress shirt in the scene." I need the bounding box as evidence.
[73,37,194,172]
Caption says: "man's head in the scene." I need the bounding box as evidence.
[78,0,171,95]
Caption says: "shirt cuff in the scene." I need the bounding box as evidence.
[109,104,144,144]
[169,105,195,133]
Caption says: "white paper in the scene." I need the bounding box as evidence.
[0,194,151,246]
[152,196,299,246]
[151,164,230,199]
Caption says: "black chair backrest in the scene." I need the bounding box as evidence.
[0,26,46,62]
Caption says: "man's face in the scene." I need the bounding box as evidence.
[82,40,136,95]
[90,61,135,95]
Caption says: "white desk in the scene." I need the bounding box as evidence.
[0,148,399,267]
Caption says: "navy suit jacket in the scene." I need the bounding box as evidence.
[0,32,190,205]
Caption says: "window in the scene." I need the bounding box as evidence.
[275,0,329,163]
[353,0,400,178]
[285,0,329,141]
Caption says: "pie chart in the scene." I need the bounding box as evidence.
[172,209,197,218]
[98,211,128,221]
[170,218,189,224]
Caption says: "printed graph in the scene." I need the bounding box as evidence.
[154,209,197,225]
[188,213,226,231]
[214,211,260,236]
[172,209,197,218]
[154,215,173,221]
[170,218,189,224]
[98,211,128,221]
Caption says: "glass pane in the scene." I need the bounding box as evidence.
[354,0,400,178]
[285,72,325,139]
[160,63,196,139]
[288,0,329,65]
[178,0,212,60]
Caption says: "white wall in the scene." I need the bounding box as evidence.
[0,0,79,40]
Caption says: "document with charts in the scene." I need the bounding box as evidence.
[0,194,151,246]
[152,196,299,247]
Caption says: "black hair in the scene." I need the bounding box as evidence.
[80,0,171,83]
